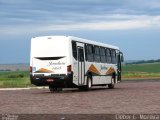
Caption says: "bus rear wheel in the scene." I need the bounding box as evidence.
[49,85,62,92]
[108,77,115,89]
[86,77,92,90]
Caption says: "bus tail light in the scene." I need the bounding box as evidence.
[30,66,32,73]
[67,65,72,72]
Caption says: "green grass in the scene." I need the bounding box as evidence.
[0,71,31,88]
[122,62,160,73]
[122,63,160,79]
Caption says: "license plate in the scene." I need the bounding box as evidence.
[47,79,54,82]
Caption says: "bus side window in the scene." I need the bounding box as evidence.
[86,44,94,62]
[106,48,111,63]
[100,47,106,63]
[94,46,100,62]
[72,41,77,60]
[111,49,117,64]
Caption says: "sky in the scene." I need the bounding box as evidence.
[0,0,160,63]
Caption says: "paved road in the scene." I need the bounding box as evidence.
[0,80,160,114]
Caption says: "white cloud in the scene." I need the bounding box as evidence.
[1,15,160,35]
[41,15,160,31]
[140,0,160,9]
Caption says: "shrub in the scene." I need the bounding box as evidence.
[7,73,25,78]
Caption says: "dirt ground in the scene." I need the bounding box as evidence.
[0,80,160,119]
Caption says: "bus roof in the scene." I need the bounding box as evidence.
[68,36,119,50]
[32,35,119,50]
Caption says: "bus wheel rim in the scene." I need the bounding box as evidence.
[88,79,92,88]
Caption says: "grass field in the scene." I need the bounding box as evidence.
[122,62,160,79]
[0,71,31,88]
[0,62,160,88]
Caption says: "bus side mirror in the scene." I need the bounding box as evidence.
[120,52,124,62]
[121,55,124,62]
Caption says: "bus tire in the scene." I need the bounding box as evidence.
[49,85,62,92]
[86,77,92,90]
[49,85,55,92]
[108,75,115,89]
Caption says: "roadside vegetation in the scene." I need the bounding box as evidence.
[125,59,160,65]
[122,62,160,79]
[0,71,31,88]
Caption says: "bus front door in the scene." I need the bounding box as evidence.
[77,47,85,85]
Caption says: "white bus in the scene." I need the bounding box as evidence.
[30,36,123,92]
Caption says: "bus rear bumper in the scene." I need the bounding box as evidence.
[30,73,75,88]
